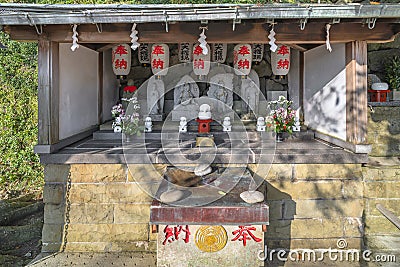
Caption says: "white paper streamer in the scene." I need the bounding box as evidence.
[268,27,277,52]
[130,23,140,50]
[326,24,332,53]
[198,28,208,55]
[71,24,79,52]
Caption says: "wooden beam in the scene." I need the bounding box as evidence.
[6,22,400,44]
[96,43,115,52]
[346,41,368,145]
[287,44,307,52]
[38,40,59,145]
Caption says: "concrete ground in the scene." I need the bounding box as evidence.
[27,252,398,267]
[28,252,156,267]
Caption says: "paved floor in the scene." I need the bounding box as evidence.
[28,252,156,267]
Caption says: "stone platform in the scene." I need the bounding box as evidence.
[151,170,268,267]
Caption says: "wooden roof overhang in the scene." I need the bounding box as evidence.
[1,4,400,46]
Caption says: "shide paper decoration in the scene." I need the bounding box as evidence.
[71,24,79,52]
[130,23,140,50]
[325,24,332,52]
[198,27,208,55]
[268,25,277,53]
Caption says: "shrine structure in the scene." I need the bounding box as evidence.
[1,3,400,266]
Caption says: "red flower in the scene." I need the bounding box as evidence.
[124,85,137,93]
[283,125,287,130]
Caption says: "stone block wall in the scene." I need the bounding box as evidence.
[363,160,400,258]
[42,164,163,253]
[250,164,365,252]
[42,163,368,254]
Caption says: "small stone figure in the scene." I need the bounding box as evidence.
[222,117,232,132]
[112,116,122,133]
[257,117,266,132]
[144,116,152,132]
[198,104,212,120]
[292,109,301,132]
[179,117,187,133]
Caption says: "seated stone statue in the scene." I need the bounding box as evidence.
[171,75,200,121]
[174,75,199,107]
[207,73,233,114]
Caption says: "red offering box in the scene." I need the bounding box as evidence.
[368,89,390,102]
[196,118,213,133]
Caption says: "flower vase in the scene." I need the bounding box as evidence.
[276,132,284,142]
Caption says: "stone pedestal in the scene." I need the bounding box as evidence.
[157,224,264,267]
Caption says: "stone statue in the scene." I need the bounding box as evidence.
[222,117,232,132]
[241,69,260,118]
[144,117,152,132]
[147,76,165,117]
[174,75,199,107]
[179,117,187,133]
[171,75,200,121]
[257,117,266,132]
[208,73,233,114]
[198,104,211,120]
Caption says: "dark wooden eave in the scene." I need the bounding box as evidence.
[1,4,400,44]
[4,20,400,44]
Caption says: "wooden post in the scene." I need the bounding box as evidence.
[345,41,368,144]
[38,40,59,145]
[299,51,304,122]
[98,52,103,125]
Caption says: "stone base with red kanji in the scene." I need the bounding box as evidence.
[157,224,264,267]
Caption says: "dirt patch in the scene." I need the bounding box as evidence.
[0,194,44,267]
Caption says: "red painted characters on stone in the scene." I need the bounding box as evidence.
[162,225,191,245]
[231,225,262,246]
[152,45,165,56]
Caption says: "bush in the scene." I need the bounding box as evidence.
[0,32,43,198]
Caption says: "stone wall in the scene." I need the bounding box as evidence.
[42,163,367,254]
[250,164,365,252]
[42,164,161,253]
[362,158,400,258]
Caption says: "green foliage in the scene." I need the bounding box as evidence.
[385,56,400,91]
[0,32,43,197]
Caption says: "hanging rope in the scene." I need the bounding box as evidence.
[71,24,79,52]
[130,23,140,50]
[325,24,332,52]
